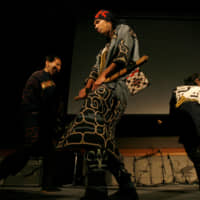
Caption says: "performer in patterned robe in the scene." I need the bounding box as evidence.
[57,10,145,200]
[169,73,200,190]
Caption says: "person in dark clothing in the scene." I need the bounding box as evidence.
[169,73,200,190]
[0,55,62,191]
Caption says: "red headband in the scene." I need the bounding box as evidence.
[95,10,112,21]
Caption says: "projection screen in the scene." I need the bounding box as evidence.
[67,16,200,114]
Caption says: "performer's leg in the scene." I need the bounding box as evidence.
[38,139,60,191]
[0,146,30,180]
[0,114,40,180]
[107,153,139,200]
[184,144,200,190]
[81,148,108,200]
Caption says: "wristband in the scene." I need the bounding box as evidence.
[85,88,90,94]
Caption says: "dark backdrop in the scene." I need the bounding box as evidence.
[68,15,200,115]
[1,2,200,147]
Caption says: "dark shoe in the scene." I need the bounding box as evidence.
[81,168,108,200]
[41,186,61,192]
[80,186,108,200]
[109,189,139,200]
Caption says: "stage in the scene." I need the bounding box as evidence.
[0,184,199,200]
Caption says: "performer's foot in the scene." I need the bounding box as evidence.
[41,186,61,192]
[109,188,139,200]
[80,186,108,200]
[80,194,108,200]
[80,195,108,200]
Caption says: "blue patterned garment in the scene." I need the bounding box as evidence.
[57,24,139,158]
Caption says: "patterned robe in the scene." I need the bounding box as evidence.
[57,24,139,158]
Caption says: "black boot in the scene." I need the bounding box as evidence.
[109,172,138,200]
[107,154,139,200]
[81,149,108,200]
[81,170,108,200]
[185,144,200,191]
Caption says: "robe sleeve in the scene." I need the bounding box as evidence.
[84,50,103,84]
[83,64,99,85]
[112,26,136,66]
[88,64,99,80]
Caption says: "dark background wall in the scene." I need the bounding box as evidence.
[1,2,200,147]
[68,15,200,115]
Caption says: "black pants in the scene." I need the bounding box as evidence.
[184,143,200,188]
[177,102,200,187]
[0,139,57,188]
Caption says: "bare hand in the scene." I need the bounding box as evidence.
[78,88,88,99]
[92,74,106,91]
[74,88,88,101]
